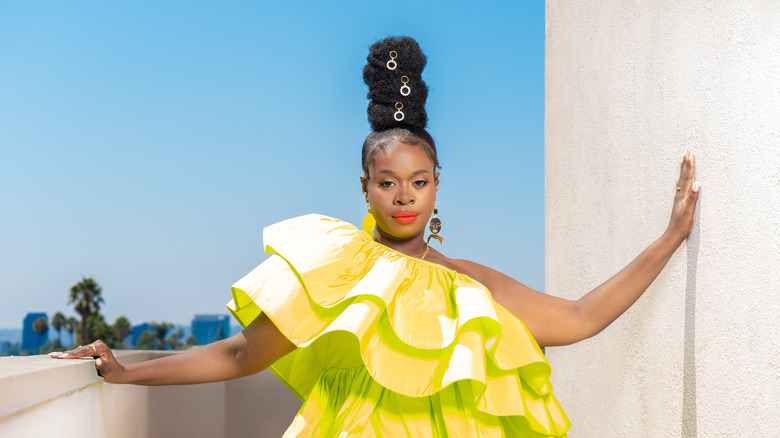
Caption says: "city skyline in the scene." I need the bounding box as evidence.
[1,2,545,328]
[4,311,242,353]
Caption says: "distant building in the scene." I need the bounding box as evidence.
[130,323,150,347]
[191,315,229,346]
[22,313,48,352]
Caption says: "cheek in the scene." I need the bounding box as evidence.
[423,186,437,203]
[366,187,386,208]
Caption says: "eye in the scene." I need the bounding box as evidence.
[413,179,429,187]
[379,180,395,188]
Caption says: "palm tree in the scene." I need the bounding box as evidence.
[51,312,65,345]
[64,317,77,347]
[136,331,156,350]
[32,317,49,353]
[86,313,109,342]
[68,277,104,344]
[185,335,198,349]
[112,316,131,349]
[150,322,173,350]
[167,329,184,351]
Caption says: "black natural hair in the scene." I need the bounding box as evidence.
[361,36,440,176]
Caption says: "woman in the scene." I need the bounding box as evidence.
[51,37,699,437]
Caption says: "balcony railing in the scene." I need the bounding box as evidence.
[0,351,302,438]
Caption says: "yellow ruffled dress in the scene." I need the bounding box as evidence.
[227,215,570,437]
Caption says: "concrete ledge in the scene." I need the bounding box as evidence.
[0,352,301,438]
[0,351,162,421]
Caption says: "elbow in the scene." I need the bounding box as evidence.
[573,299,602,342]
[536,300,599,347]
[226,335,250,378]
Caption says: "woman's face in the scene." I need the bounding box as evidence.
[361,141,439,241]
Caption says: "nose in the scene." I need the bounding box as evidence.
[394,183,414,205]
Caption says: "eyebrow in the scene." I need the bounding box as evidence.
[374,169,432,176]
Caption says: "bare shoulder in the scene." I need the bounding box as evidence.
[424,249,540,298]
[426,249,579,347]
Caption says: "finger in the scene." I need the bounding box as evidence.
[88,341,103,357]
[56,351,78,359]
[95,358,104,377]
[56,343,97,359]
[680,149,688,169]
[681,182,700,221]
[687,152,697,189]
[676,150,690,189]
[54,346,83,359]
[691,181,701,197]
[680,151,695,193]
[93,356,119,381]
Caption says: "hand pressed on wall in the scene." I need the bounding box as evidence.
[667,149,700,242]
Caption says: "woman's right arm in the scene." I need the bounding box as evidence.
[50,313,296,385]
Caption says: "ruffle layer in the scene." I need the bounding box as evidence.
[228,214,569,437]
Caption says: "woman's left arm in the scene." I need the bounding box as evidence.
[575,150,699,341]
[487,150,699,347]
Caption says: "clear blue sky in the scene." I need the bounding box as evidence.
[0,1,545,328]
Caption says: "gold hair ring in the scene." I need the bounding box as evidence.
[677,187,681,191]
[394,102,405,121]
[400,76,411,96]
[387,51,398,70]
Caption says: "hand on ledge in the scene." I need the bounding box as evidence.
[49,340,125,383]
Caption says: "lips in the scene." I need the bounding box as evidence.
[392,211,418,224]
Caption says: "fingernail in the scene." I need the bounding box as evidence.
[693,182,700,192]
[96,359,102,367]
[59,353,69,358]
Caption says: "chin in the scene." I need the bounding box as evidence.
[377,223,424,240]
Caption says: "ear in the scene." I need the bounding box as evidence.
[360,175,369,203]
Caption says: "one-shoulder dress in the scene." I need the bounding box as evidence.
[227,215,570,437]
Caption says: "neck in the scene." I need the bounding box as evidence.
[374,229,428,258]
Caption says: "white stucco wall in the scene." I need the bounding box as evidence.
[544,1,780,437]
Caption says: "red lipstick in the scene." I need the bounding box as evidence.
[393,211,418,224]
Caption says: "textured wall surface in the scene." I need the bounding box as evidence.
[544,1,780,437]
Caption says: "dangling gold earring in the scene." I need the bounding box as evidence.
[426,207,444,245]
[362,205,376,239]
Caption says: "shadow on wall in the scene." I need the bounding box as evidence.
[682,189,701,437]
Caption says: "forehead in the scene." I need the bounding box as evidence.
[369,141,435,173]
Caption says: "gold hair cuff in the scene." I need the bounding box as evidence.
[387,51,398,70]
[394,102,405,121]
[400,76,411,96]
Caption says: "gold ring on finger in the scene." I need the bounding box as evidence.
[89,344,97,354]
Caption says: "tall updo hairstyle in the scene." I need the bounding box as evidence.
[362,36,440,176]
